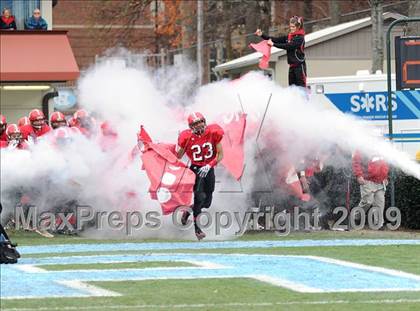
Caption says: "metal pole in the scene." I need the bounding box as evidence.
[197,0,203,85]
[386,17,420,207]
[256,94,272,142]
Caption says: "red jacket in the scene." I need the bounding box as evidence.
[0,15,17,30]
[352,151,389,183]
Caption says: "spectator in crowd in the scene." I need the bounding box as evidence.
[24,8,47,30]
[0,8,17,30]
[352,150,389,228]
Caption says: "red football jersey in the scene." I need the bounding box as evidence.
[20,124,51,140]
[0,131,7,142]
[178,124,224,166]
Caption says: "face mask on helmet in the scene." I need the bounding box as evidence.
[190,119,206,135]
[32,118,45,129]
[0,123,6,134]
[8,132,23,143]
[51,120,67,129]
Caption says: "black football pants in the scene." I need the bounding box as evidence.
[190,165,215,218]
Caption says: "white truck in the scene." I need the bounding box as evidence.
[307,71,420,160]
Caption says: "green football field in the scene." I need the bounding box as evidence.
[1,230,420,311]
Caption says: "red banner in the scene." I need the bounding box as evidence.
[220,112,247,180]
[249,40,271,69]
[139,127,195,214]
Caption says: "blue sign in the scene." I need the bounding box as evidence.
[325,90,420,120]
[53,90,77,111]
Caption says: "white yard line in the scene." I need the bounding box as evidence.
[252,275,323,293]
[56,280,121,297]
[307,255,420,281]
[184,260,228,269]
[14,265,48,273]
[3,299,420,311]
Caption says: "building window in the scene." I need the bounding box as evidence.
[1,0,41,30]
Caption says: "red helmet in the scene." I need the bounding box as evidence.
[100,121,117,136]
[187,112,206,135]
[29,109,45,122]
[0,114,6,133]
[68,117,77,127]
[6,124,22,141]
[18,116,30,127]
[74,109,88,120]
[50,111,67,129]
[29,109,45,129]
[74,109,94,130]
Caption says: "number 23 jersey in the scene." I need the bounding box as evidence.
[178,124,224,166]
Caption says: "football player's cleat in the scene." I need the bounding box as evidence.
[195,227,206,241]
[0,241,20,264]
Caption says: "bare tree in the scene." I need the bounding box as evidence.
[330,0,341,26]
[303,0,313,32]
[92,0,154,48]
[180,0,195,61]
[407,0,420,36]
[197,0,204,84]
[244,0,271,46]
[370,0,384,73]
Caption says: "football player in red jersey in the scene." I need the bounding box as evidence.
[4,124,29,150]
[0,114,7,142]
[72,109,97,138]
[177,112,224,240]
[18,116,30,127]
[50,111,68,129]
[20,109,51,141]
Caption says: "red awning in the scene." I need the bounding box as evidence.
[0,30,80,82]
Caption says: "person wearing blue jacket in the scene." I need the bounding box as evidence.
[25,8,48,30]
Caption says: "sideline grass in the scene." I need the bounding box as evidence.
[7,229,420,246]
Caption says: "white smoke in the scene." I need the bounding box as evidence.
[1,52,419,240]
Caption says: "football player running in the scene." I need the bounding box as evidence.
[177,112,224,240]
